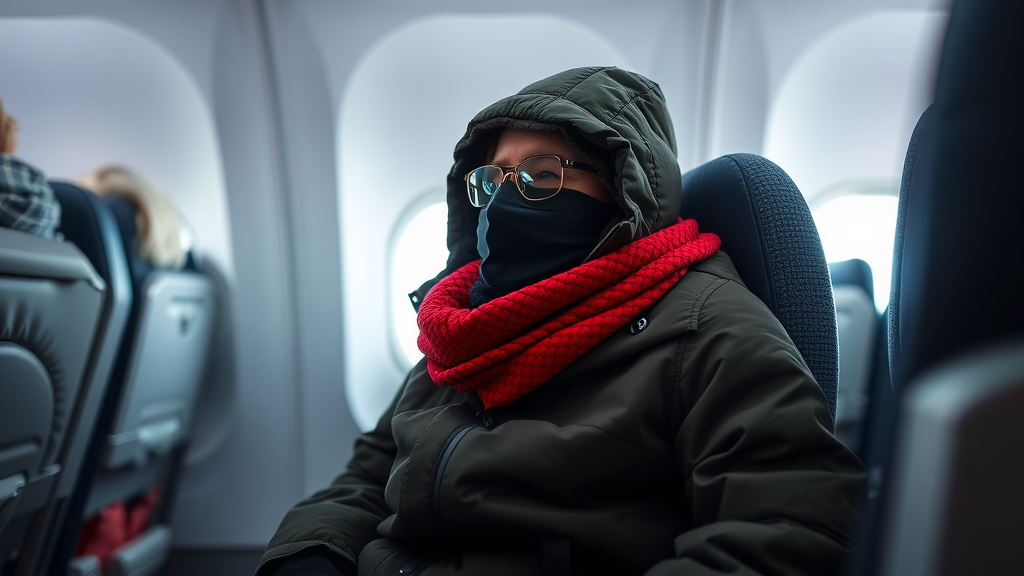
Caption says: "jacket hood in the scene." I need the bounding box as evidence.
[411,67,680,307]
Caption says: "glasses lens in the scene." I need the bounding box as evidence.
[467,166,503,207]
[517,156,563,200]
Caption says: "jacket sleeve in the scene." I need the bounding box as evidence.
[647,279,867,576]
[254,381,403,575]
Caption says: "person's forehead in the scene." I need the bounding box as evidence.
[490,129,576,166]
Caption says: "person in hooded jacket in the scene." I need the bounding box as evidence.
[256,67,866,576]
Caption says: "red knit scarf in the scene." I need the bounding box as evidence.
[417,218,721,408]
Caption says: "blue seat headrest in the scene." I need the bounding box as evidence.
[681,153,838,426]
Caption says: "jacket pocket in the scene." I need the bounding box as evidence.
[358,538,431,576]
[382,404,481,542]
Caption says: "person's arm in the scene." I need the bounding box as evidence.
[254,383,404,576]
[647,279,867,576]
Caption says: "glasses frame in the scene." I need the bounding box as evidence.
[464,154,598,208]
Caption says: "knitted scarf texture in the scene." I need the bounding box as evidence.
[417,218,721,408]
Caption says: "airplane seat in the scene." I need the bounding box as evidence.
[9,182,135,576]
[887,103,934,397]
[97,192,215,471]
[0,224,107,574]
[845,105,938,545]
[848,99,939,576]
[62,193,216,576]
[856,306,894,496]
[828,258,873,301]
[878,340,1024,576]
[827,259,878,450]
[680,153,838,429]
[855,0,1024,574]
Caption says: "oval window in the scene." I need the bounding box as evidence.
[338,14,632,430]
[389,199,449,369]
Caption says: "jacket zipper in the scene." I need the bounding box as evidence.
[431,422,478,536]
[399,424,478,576]
[404,402,492,576]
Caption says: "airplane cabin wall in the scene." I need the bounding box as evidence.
[0,0,950,552]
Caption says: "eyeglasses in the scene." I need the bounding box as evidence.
[465,154,598,208]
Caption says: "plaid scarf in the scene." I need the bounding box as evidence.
[0,153,61,239]
[417,218,720,408]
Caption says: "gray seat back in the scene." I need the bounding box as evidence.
[73,239,215,576]
[103,271,215,470]
[852,1,1024,574]
[829,259,878,449]
[0,227,105,567]
[27,182,134,576]
[878,341,1024,576]
[57,194,216,575]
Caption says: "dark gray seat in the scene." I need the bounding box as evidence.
[855,0,1024,574]
[58,194,216,576]
[680,153,839,428]
[96,196,215,474]
[878,340,1024,576]
[0,226,107,575]
[3,182,137,576]
[828,259,879,450]
[829,258,873,302]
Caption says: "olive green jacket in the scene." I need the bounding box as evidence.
[257,67,866,575]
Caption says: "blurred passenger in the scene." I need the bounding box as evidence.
[258,67,866,576]
[78,164,191,272]
[0,94,61,239]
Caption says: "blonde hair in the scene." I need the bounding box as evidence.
[79,165,188,269]
[0,95,19,155]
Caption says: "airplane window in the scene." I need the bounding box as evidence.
[760,10,944,315]
[338,14,633,431]
[762,7,945,309]
[0,17,233,278]
[813,192,899,312]
[389,199,449,370]
[0,16,236,471]
[762,11,946,202]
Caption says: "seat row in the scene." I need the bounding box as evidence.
[0,182,216,576]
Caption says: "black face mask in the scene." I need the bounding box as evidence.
[472,181,618,306]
